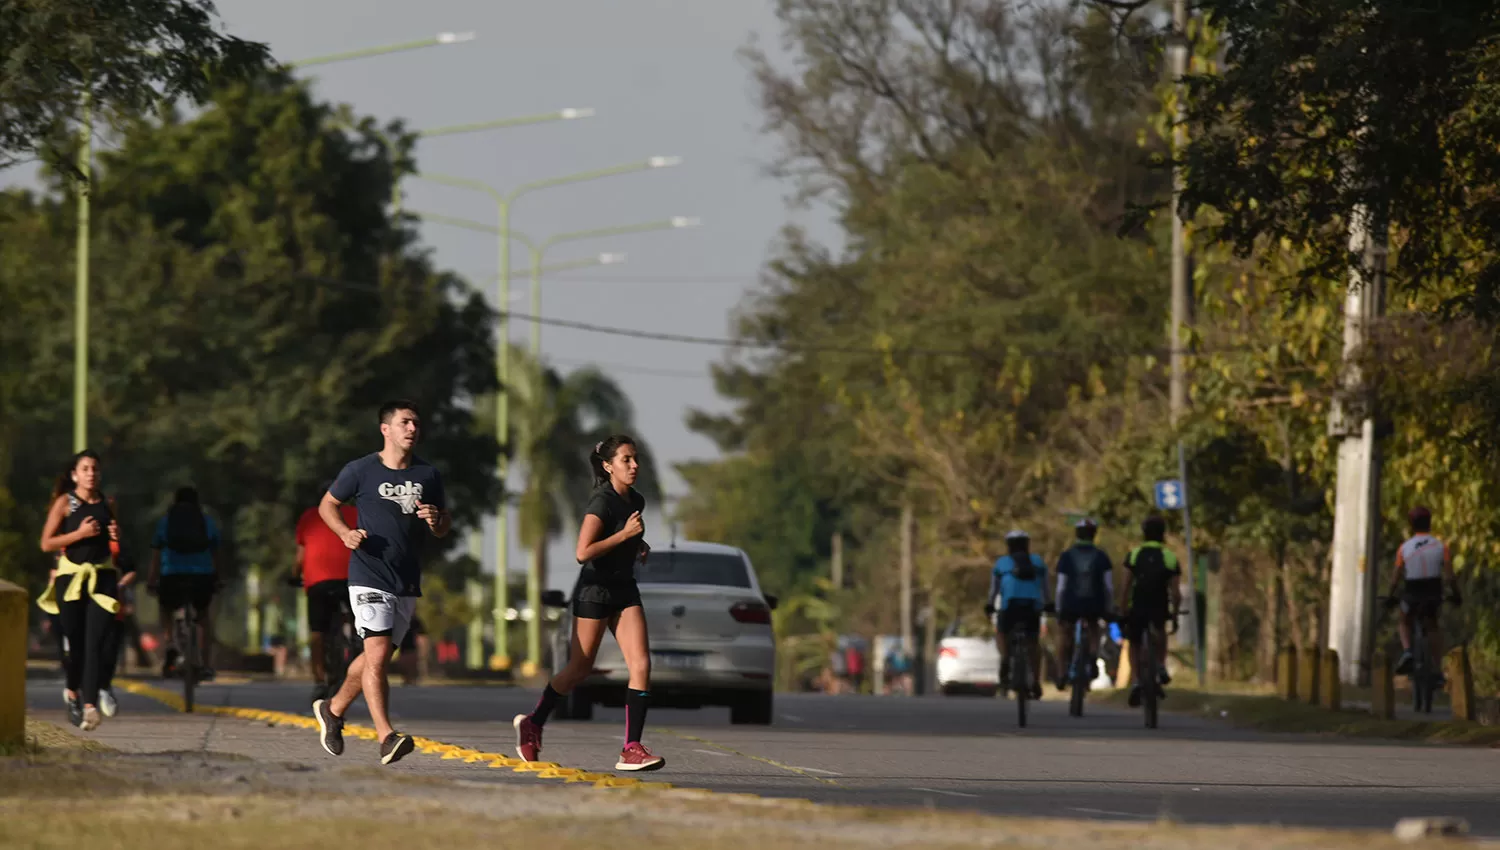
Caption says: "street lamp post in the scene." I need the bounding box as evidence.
[70,33,481,451]
[411,161,683,673]
[522,218,699,359]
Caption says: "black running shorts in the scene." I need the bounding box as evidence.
[306,579,349,634]
[572,579,643,620]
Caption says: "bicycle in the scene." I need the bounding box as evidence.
[1066,616,1105,719]
[989,601,1042,728]
[1127,610,1175,729]
[1381,595,1444,715]
[169,601,202,713]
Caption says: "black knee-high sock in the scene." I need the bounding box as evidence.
[624,689,649,745]
[530,684,562,727]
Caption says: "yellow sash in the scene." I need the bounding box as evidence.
[37,556,119,615]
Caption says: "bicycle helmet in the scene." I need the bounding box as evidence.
[1005,529,1030,542]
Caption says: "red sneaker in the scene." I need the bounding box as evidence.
[513,714,543,762]
[615,742,665,772]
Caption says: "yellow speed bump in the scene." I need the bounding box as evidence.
[511,762,561,772]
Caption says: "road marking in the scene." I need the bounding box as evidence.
[779,713,804,722]
[652,727,840,786]
[912,787,979,798]
[1070,807,1153,820]
[693,748,733,757]
[790,766,841,776]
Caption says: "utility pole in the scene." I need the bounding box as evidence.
[1327,201,1387,686]
[831,530,844,589]
[1169,0,1204,684]
[899,502,913,654]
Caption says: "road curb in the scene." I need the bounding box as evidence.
[113,680,814,810]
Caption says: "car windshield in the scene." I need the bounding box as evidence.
[635,550,751,588]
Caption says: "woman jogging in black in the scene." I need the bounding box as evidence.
[514,435,664,772]
[38,451,134,730]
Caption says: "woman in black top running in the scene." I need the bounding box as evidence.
[38,450,134,730]
[514,435,664,772]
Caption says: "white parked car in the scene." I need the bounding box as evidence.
[543,540,778,724]
[936,616,1001,696]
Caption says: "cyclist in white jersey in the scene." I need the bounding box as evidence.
[1386,506,1461,676]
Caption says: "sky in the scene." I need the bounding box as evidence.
[6,1,839,591]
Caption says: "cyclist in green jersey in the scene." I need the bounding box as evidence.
[1116,515,1182,707]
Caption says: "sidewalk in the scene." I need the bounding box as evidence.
[22,675,515,781]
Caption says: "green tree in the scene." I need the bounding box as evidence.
[0,76,499,618]
[0,0,269,168]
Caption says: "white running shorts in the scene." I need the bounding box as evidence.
[348,586,416,645]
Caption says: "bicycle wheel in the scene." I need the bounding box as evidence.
[1069,622,1087,718]
[1013,633,1029,728]
[181,607,197,714]
[1142,629,1158,729]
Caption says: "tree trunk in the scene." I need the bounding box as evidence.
[1258,551,1283,683]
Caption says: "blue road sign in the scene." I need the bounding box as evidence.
[1154,479,1184,511]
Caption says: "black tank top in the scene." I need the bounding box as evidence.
[61,490,113,565]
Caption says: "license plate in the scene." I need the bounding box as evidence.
[653,652,704,670]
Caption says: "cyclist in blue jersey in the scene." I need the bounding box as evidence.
[987,529,1050,699]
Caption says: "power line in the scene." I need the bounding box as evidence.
[497,309,1204,360]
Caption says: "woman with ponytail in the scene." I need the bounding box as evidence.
[513,434,663,772]
[37,451,133,730]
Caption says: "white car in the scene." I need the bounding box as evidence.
[936,616,1002,696]
[543,540,778,724]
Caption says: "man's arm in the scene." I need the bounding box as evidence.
[1115,552,1133,613]
[1388,549,1406,597]
[319,491,353,536]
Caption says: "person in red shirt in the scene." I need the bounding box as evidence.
[296,493,359,704]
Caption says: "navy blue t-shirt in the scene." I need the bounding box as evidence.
[328,453,445,597]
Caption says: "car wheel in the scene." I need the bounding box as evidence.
[730,690,773,725]
[557,687,593,721]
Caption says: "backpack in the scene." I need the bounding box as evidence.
[1009,552,1038,581]
[845,645,865,676]
[165,502,211,553]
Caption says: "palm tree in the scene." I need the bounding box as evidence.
[510,354,661,673]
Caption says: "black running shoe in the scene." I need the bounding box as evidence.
[67,695,84,728]
[380,731,415,765]
[1127,684,1143,707]
[312,699,344,756]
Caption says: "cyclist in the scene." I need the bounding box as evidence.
[1387,506,1461,679]
[1117,515,1181,707]
[295,489,359,704]
[147,486,222,681]
[1053,517,1114,690]
[987,529,1049,700]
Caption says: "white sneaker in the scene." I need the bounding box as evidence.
[62,688,71,706]
[81,705,101,731]
[99,688,118,718]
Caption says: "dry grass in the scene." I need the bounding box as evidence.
[1105,687,1500,745]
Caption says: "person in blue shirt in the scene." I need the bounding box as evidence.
[986,529,1050,699]
[147,486,222,680]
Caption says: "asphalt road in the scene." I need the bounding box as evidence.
[46,677,1494,835]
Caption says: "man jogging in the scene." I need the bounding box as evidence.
[295,487,359,705]
[312,400,450,765]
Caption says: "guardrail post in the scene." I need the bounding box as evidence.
[1320,648,1341,711]
[1372,649,1395,719]
[0,580,28,746]
[1446,647,1476,722]
[1277,644,1298,700]
[1300,647,1321,705]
